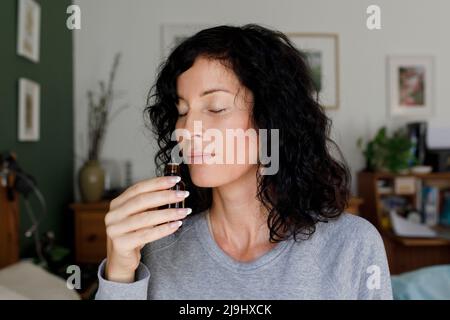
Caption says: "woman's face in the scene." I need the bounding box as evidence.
[175,57,258,187]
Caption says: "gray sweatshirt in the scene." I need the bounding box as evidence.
[95,211,393,300]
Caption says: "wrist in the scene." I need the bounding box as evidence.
[105,261,135,283]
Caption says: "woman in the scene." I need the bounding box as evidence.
[95,24,392,300]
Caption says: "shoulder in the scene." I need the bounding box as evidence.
[309,213,389,281]
[141,210,205,255]
[309,213,385,258]
[308,213,392,299]
[319,212,382,243]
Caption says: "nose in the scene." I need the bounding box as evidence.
[182,111,196,135]
[181,111,204,138]
[178,112,203,152]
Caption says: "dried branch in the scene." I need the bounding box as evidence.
[86,53,123,161]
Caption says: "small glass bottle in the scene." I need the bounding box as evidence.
[164,163,185,208]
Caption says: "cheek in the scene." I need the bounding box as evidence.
[223,115,259,165]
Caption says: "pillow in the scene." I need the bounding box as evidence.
[391,265,450,300]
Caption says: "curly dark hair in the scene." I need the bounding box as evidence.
[145,24,350,242]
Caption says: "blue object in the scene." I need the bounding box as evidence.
[391,265,450,300]
[440,193,450,226]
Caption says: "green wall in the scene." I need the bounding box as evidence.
[0,0,74,254]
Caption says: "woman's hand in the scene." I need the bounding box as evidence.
[104,176,190,283]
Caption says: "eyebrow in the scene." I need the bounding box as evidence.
[201,88,232,96]
[178,88,233,100]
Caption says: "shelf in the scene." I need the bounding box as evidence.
[382,229,450,246]
[378,192,416,197]
[372,172,450,180]
[357,170,450,273]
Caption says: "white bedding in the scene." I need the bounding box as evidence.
[0,261,80,300]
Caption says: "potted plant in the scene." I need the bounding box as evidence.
[357,126,417,174]
[79,53,126,202]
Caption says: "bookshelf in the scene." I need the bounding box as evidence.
[357,171,450,274]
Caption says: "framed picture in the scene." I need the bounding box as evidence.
[18,78,40,142]
[160,24,209,60]
[17,0,41,63]
[287,33,339,109]
[388,56,433,118]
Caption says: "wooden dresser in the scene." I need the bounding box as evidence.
[0,181,19,268]
[70,202,109,264]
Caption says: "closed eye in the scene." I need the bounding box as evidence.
[178,108,227,117]
[209,108,226,114]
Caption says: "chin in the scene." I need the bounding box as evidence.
[188,164,226,187]
[187,164,248,188]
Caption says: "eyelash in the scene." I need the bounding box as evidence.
[177,108,226,117]
[210,108,226,114]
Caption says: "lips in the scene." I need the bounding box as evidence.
[185,151,216,163]
[189,152,214,157]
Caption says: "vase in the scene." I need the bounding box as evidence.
[79,160,105,203]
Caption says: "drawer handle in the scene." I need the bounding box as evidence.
[87,234,98,242]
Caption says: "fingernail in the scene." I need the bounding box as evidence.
[170,220,182,228]
[176,190,189,198]
[177,208,192,215]
[168,176,181,183]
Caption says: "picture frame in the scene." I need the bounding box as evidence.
[18,78,40,142]
[17,0,41,63]
[387,56,434,118]
[160,24,209,60]
[286,33,340,109]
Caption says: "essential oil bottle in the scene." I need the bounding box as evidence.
[164,163,185,208]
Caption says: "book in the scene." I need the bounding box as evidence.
[440,191,450,226]
[422,186,439,226]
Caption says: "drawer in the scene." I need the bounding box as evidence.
[76,211,107,263]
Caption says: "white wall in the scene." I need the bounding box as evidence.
[74,0,450,196]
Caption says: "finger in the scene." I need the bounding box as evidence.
[106,189,190,224]
[110,176,182,209]
[117,220,183,251]
[107,207,192,237]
